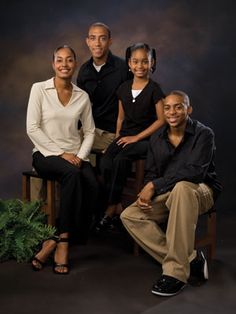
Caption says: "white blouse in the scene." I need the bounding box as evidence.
[26,78,95,160]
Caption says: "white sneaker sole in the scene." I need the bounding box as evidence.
[200,251,209,280]
[151,284,186,297]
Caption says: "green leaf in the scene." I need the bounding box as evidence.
[0,199,56,263]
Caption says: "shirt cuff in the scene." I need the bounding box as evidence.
[152,177,167,195]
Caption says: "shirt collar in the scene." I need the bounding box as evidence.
[88,50,114,67]
[44,77,82,93]
[44,78,55,89]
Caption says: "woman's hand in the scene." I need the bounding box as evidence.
[60,153,82,167]
[116,135,139,147]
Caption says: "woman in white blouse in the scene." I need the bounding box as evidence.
[27,45,97,274]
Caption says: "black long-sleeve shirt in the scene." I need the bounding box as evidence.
[77,51,130,133]
[144,118,222,200]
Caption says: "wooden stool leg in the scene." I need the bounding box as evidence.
[133,242,140,256]
[133,159,145,256]
[195,211,217,261]
[22,175,30,201]
[22,171,58,227]
[135,159,145,195]
[46,180,56,226]
[207,212,216,260]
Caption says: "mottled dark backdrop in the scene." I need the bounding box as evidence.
[0,0,235,212]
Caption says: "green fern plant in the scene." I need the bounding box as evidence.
[0,199,56,262]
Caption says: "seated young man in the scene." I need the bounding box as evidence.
[121,90,222,297]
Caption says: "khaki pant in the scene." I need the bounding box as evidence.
[121,181,214,283]
[89,128,115,167]
[92,128,115,151]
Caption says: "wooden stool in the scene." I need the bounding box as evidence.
[195,209,216,260]
[121,159,145,255]
[122,158,145,205]
[22,170,56,226]
[133,159,145,197]
[90,149,146,202]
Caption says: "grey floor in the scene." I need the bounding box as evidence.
[1,209,236,314]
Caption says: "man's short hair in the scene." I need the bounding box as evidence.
[88,22,111,38]
[169,90,190,107]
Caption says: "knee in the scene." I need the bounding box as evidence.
[100,155,112,172]
[172,181,197,195]
[120,209,130,226]
[167,181,199,214]
[113,154,127,165]
[64,166,81,179]
[120,203,139,222]
[120,208,129,221]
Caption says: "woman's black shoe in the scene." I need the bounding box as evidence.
[53,237,70,275]
[31,236,59,271]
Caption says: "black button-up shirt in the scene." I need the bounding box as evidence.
[144,118,222,200]
[77,51,130,133]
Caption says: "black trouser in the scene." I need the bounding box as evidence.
[33,152,98,241]
[100,137,148,205]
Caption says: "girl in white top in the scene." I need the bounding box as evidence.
[27,45,97,274]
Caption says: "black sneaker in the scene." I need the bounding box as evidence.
[95,215,114,233]
[190,250,208,282]
[151,275,186,297]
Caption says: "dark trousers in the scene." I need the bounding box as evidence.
[100,137,148,205]
[33,152,98,241]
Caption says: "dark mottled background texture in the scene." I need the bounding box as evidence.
[0,0,235,213]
